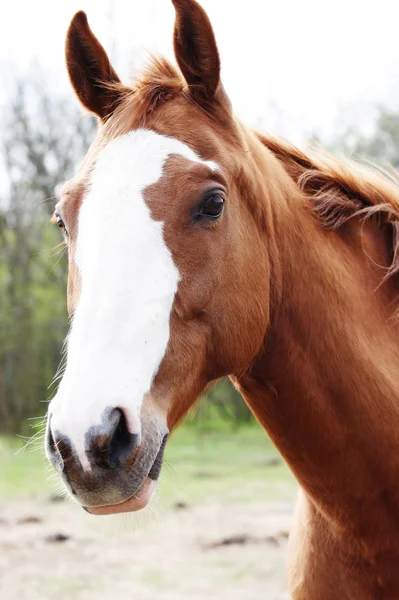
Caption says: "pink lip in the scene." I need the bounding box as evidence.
[85,478,157,516]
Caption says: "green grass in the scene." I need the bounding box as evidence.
[0,421,295,505]
[0,434,50,498]
[159,424,295,506]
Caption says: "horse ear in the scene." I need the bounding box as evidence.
[172,0,224,104]
[65,11,123,121]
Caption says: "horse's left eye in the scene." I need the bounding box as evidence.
[198,193,225,220]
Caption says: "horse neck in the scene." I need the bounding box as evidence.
[234,160,399,537]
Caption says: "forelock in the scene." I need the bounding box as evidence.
[103,57,184,139]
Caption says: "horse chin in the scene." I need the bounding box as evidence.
[84,478,157,515]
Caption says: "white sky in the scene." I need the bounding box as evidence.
[1,0,399,141]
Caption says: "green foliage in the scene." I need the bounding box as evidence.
[191,379,253,433]
[0,222,68,432]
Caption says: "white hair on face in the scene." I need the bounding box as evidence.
[49,129,217,470]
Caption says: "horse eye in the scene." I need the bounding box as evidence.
[198,193,225,220]
[56,214,68,236]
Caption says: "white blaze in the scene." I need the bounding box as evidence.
[49,129,216,469]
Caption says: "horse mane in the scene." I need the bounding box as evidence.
[257,133,399,280]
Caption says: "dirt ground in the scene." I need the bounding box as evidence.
[0,492,294,600]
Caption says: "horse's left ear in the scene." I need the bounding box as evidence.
[172,0,227,106]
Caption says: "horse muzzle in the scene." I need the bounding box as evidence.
[45,406,168,513]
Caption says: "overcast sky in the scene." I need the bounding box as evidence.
[1,0,399,141]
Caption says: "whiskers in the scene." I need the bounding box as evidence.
[35,240,67,259]
[49,358,67,389]
[15,415,47,457]
[13,414,67,496]
[46,242,68,277]
[37,194,58,206]
[48,329,70,391]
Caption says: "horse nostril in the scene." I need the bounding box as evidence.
[91,408,140,470]
[108,408,140,466]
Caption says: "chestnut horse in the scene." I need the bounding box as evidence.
[46,1,399,598]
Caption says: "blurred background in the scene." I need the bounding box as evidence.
[1,1,399,599]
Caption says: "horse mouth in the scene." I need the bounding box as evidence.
[85,477,157,515]
[84,434,168,516]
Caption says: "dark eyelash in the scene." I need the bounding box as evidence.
[55,214,68,236]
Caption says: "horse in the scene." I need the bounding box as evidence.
[45,1,399,598]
